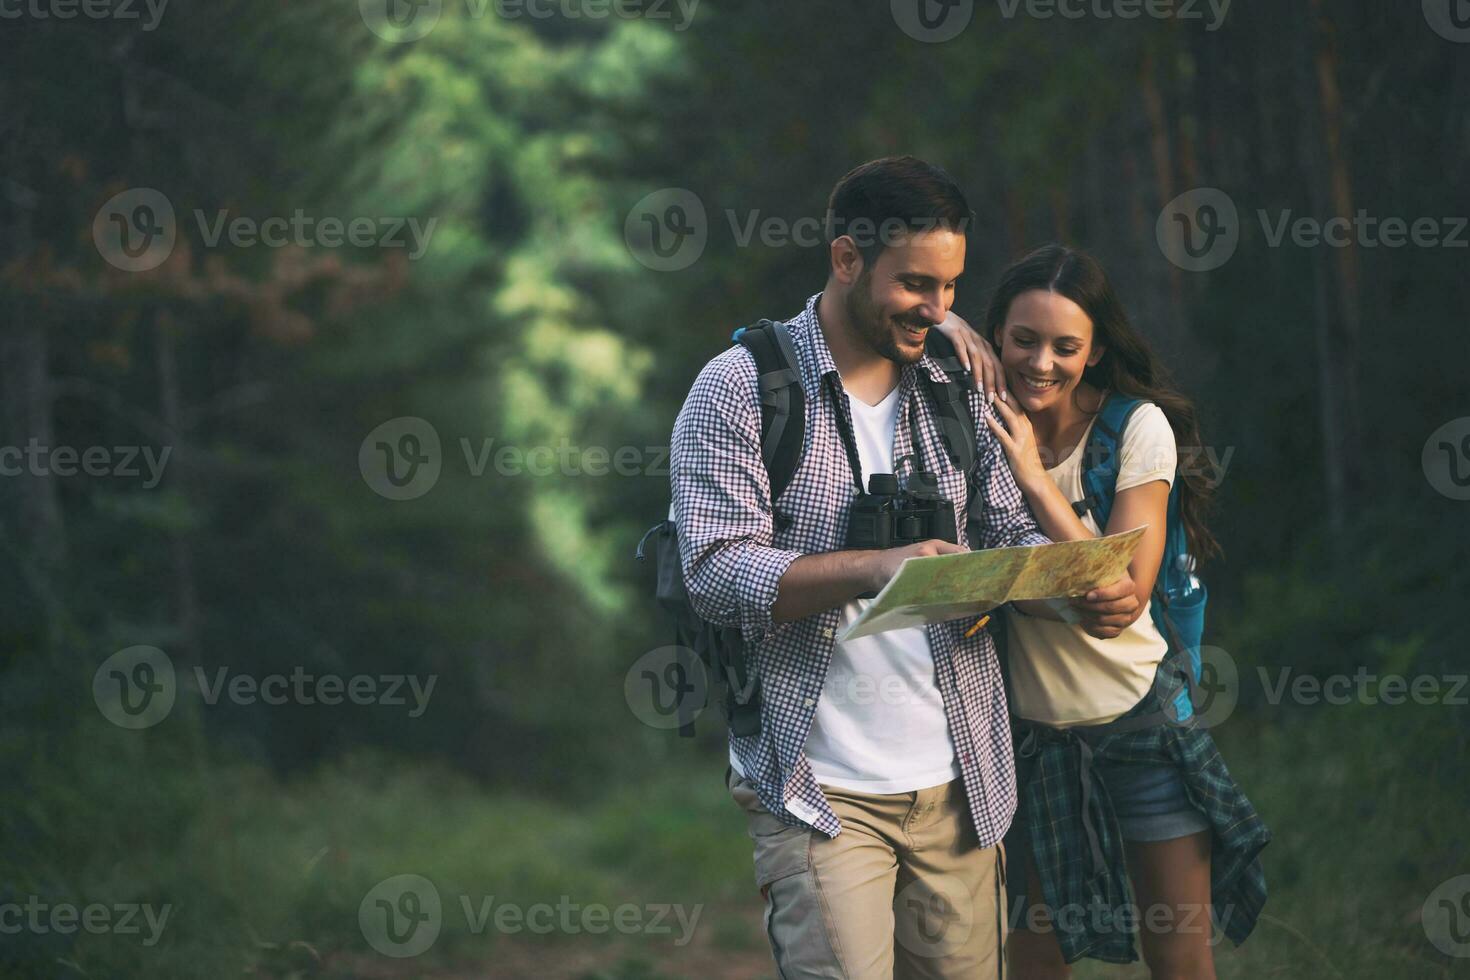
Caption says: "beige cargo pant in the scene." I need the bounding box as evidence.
[728,766,1007,979]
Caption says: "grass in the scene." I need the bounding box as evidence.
[1073,702,1468,979]
[2,695,1466,978]
[1,724,760,979]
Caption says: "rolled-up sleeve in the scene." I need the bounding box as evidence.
[670,352,803,645]
[970,392,1052,551]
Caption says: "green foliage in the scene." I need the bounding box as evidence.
[2,1,1466,977]
[2,728,755,978]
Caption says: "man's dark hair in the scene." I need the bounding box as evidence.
[825,156,972,269]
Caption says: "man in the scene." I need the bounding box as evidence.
[669,156,1139,979]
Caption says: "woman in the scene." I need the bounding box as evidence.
[934,244,1269,979]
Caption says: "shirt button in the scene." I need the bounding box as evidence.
[821,627,835,639]
[804,698,815,708]
[961,753,972,765]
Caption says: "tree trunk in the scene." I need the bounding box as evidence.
[1292,0,1363,546]
[0,179,66,578]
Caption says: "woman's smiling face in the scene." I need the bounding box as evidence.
[996,289,1104,412]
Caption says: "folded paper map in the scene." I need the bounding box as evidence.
[838,526,1147,642]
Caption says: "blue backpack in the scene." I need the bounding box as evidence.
[1072,395,1207,723]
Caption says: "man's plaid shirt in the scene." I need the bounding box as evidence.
[670,292,1050,844]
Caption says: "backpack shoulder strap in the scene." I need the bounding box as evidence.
[919,329,978,477]
[732,319,805,502]
[1072,394,1145,532]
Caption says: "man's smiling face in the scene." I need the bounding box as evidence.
[843,228,966,364]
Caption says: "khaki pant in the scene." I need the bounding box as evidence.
[727,767,1007,979]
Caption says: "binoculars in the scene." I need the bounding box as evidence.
[846,471,958,552]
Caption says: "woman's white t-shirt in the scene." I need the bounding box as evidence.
[1006,401,1177,728]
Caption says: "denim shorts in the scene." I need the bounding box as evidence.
[1095,758,1211,843]
[1004,758,1212,914]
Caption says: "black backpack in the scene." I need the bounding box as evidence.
[634,319,981,737]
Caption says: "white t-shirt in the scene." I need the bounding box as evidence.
[729,382,959,792]
[1006,401,1177,727]
[805,384,960,792]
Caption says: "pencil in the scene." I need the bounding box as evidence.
[963,614,991,638]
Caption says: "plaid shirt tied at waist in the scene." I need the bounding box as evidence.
[1009,652,1272,964]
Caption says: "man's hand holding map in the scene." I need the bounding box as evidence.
[838,526,1147,642]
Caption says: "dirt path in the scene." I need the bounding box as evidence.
[328,903,774,980]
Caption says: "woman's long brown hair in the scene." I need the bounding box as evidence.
[984,244,1221,565]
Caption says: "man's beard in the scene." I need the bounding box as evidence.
[844,272,931,365]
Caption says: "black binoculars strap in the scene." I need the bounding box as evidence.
[824,373,866,494]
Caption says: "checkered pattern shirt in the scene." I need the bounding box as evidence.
[670,293,1050,844]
